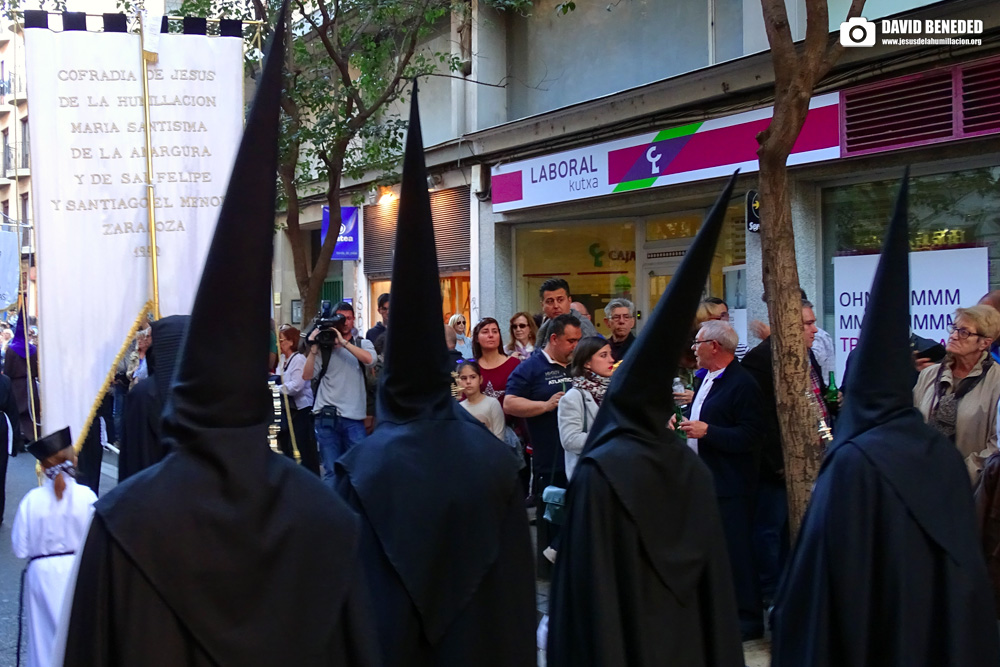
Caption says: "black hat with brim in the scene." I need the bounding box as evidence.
[26,427,72,462]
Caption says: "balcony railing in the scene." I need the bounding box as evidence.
[3,142,29,175]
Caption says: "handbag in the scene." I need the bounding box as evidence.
[542,390,588,525]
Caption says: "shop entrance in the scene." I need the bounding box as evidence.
[645,259,682,324]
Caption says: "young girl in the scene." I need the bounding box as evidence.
[456,361,506,440]
[13,428,97,667]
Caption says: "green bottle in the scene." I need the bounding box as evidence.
[825,371,838,404]
[674,402,686,440]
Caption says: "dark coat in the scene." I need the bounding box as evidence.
[691,360,767,498]
[3,350,39,440]
[0,374,23,521]
[741,339,830,483]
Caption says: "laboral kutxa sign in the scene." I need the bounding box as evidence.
[491,93,840,213]
[832,247,988,384]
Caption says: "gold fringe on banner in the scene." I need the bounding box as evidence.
[71,301,154,454]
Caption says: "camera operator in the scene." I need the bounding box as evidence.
[303,301,375,484]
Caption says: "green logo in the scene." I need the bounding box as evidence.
[588,242,605,267]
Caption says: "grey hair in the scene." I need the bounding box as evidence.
[699,320,738,353]
[603,298,635,320]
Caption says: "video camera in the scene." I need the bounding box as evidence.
[312,300,346,348]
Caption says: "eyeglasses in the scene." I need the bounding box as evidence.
[609,314,633,322]
[691,338,718,348]
[512,323,530,329]
[948,324,981,340]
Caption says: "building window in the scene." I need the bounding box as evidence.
[821,165,1000,332]
[514,221,636,336]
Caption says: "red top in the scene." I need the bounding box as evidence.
[479,356,520,410]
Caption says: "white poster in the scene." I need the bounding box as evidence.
[832,247,988,384]
[0,230,20,309]
[26,27,243,439]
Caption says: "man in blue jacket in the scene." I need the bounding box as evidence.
[680,319,767,640]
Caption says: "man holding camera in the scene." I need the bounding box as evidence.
[303,301,375,483]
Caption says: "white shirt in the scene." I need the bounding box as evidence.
[12,476,97,667]
[278,352,314,410]
[811,327,836,381]
[460,395,506,440]
[688,367,725,454]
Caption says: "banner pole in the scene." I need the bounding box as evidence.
[137,13,162,319]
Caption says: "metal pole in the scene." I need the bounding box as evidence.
[137,12,161,319]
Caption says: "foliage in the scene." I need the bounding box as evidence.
[161,0,533,321]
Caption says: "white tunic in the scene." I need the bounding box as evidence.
[11,476,96,667]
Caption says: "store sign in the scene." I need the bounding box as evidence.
[746,190,761,233]
[321,205,360,260]
[491,93,840,213]
[832,247,988,383]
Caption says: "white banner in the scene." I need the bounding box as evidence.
[832,247,989,384]
[0,230,20,309]
[26,28,243,438]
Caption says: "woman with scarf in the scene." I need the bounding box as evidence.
[558,336,615,482]
[914,304,1000,483]
[4,311,40,444]
[506,312,538,361]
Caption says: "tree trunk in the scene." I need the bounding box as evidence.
[757,147,822,543]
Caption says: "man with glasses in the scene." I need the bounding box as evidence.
[603,298,635,362]
[741,298,835,615]
[366,293,389,343]
[677,319,767,641]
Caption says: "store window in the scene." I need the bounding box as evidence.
[645,204,747,306]
[821,165,1000,332]
[368,273,470,333]
[515,221,636,336]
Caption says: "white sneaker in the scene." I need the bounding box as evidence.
[543,547,557,563]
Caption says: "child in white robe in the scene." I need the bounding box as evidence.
[12,428,96,667]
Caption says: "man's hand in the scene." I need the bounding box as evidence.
[679,419,708,439]
[667,413,677,430]
[308,328,319,344]
[332,327,346,347]
[673,389,693,405]
[545,391,565,412]
[913,351,934,372]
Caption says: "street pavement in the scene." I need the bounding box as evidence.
[0,450,117,667]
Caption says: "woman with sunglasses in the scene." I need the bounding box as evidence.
[448,313,472,359]
[914,304,1000,483]
[506,312,538,361]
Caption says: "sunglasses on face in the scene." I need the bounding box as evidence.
[512,323,530,329]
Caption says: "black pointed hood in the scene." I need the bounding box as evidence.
[818,169,981,576]
[148,315,190,400]
[833,170,914,446]
[335,86,531,646]
[84,9,375,663]
[567,173,744,619]
[585,171,738,452]
[376,82,455,423]
[160,8,285,441]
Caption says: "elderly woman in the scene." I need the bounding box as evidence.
[448,313,472,359]
[914,305,1000,482]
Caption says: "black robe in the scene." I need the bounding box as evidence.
[547,437,745,667]
[60,428,381,667]
[771,417,1000,666]
[334,418,536,667]
[118,378,165,482]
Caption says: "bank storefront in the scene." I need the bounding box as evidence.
[491,94,840,343]
[487,53,1000,363]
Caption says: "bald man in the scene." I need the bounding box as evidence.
[980,291,1000,363]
